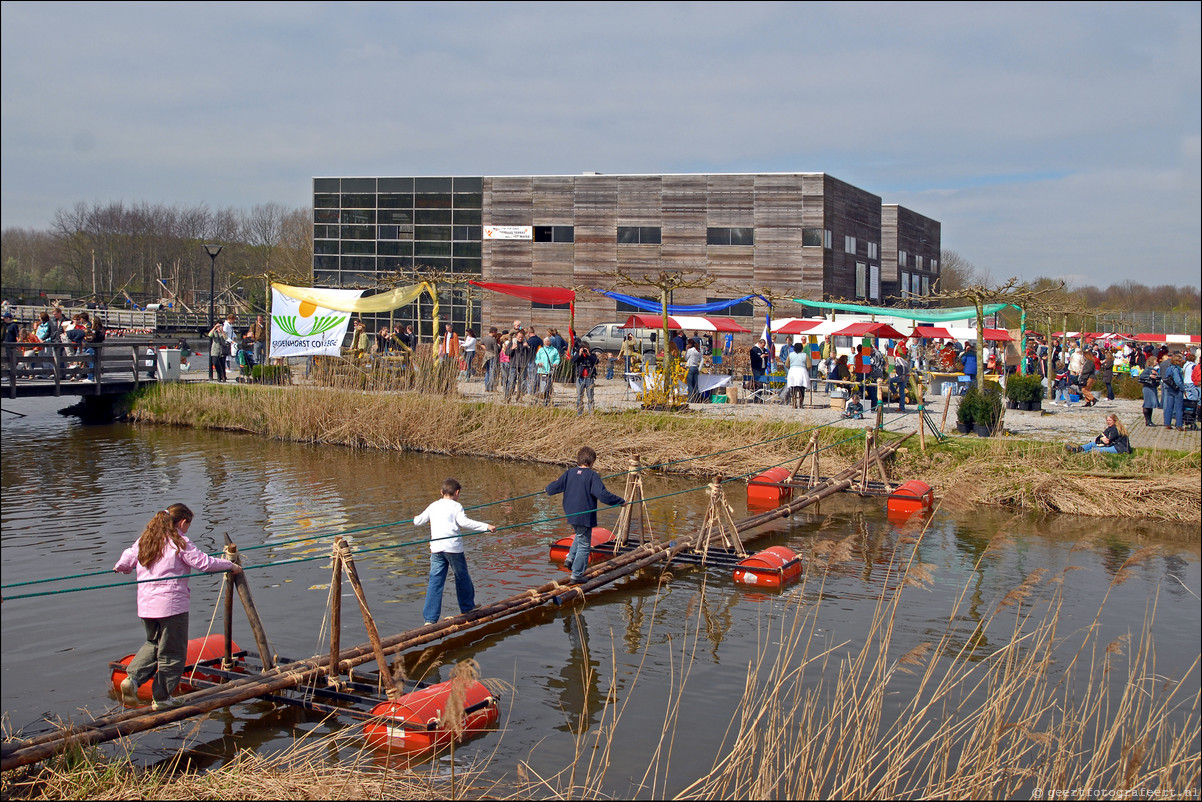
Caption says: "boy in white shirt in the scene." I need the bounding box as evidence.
[413,478,496,626]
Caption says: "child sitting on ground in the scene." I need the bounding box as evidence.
[842,393,865,420]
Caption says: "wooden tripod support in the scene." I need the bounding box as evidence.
[787,433,822,488]
[857,429,894,494]
[696,478,747,562]
[330,537,400,700]
[222,534,275,672]
[613,454,654,549]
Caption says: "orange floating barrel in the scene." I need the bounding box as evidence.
[732,546,802,589]
[549,527,614,565]
[887,480,934,518]
[747,466,794,509]
[362,678,499,753]
[111,634,242,702]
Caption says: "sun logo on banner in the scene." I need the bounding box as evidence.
[274,300,347,337]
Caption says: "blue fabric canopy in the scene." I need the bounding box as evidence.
[593,290,768,314]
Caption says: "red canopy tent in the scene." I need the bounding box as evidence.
[620,313,750,333]
[772,318,824,335]
[981,328,1013,342]
[909,326,953,339]
[1135,333,1200,344]
[832,321,909,340]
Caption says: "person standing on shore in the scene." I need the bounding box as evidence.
[534,331,561,406]
[571,344,600,416]
[1161,353,1186,430]
[481,326,499,390]
[113,504,241,710]
[546,446,626,585]
[414,478,496,626]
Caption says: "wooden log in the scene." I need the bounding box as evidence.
[335,537,398,700]
[223,534,274,671]
[328,544,343,682]
[222,544,235,670]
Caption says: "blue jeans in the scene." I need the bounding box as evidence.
[1163,390,1184,427]
[422,551,475,624]
[889,374,908,410]
[483,357,496,390]
[686,366,700,401]
[565,525,593,581]
[1080,441,1118,454]
[575,376,595,414]
[126,611,190,703]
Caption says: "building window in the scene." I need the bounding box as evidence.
[868,242,879,260]
[922,276,930,296]
[534,225,575,243]
[855,263,867,299]
[845,235,857,254]
[615,295,657,314]
[870,264,880,301]
[618,226,661,244]
[898,251,908,268]
[707,227,754,246]
[803,228,824,247]
[915,255,923,271]
[900,272,910,299]
[707,297,754,316]
[931,259,939,275]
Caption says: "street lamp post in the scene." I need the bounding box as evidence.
[204,244,222,379]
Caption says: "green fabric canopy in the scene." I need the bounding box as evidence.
[789,298,1018,322]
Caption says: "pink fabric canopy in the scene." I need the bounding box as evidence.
[469,280,575,306]
[910,326,953,339]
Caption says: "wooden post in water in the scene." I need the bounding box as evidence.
[327,541,343,686]
[223,534,275,671]
[222,543,235,670]
[334,537,399,700]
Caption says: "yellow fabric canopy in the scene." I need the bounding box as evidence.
[272,282,433,313]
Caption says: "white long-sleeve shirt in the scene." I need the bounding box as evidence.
[413,497,490,553]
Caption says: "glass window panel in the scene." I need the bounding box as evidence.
[416,256,451,271]
[415,226,451,241]
[341,193,375,208]
[465,226,482,241]
[314,208,339,223]
[379,209,413,225]
[378,193,413,209]
[707,228,730,245]
[341,224,375,239]
[452,226,473,241]
[378,177,414,192]
[554,226,575,243]
[453,177,483,192]
[534,226,554,242]
[315,255,339,271]
[378,225,399,240]
[314,178,340,192]
[342,240,376,255]
[315,193,339,209]
[341,209,376,224]
[708,297,753,316]
[452,258,482,274]
[340,268,375,283]
[314,224,337,239]
[415,193,452,209]
[315,239,339,254]
[415,209,452,225]
[453,209,482,225]
[617,226,640,244]
[453,192,483,208]
[453,242,482,258]
[803,228,823,247]
[730,227,754,246]
[414,241,452,257]
[415,177,453,193]
[378,256,413,271]
[341,178,376,193]
[378,240,412,256]
[640,227,661,244]
[314,269,338,284]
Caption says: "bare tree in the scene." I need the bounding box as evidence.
[937,249,990,296]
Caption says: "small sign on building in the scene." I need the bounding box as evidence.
[483,226,533,240]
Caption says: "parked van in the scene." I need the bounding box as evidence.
[579,322,659,355]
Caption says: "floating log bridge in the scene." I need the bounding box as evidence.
[0,428,914,772]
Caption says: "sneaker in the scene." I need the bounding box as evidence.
[423,620,437,626]
[119,676,139,704]
[567,576,586,585]
[1065,444,1082,453]
[151,697,178,712]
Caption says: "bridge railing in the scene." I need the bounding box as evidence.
[2,340,157,399]
[3,305,256,334]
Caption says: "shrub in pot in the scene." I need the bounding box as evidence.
[956,386,980,434]
[973,386,1004,435]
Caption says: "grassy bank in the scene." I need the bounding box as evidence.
[128,383,1201,525]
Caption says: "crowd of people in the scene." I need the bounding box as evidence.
[206,313,268,382]
[2,306,106,381]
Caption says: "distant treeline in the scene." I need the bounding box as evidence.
[0,201,312,310]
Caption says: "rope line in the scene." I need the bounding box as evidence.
[2,416,878,596]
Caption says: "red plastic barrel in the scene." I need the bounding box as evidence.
[732,546,802,589]
[887,480,934,517]
[747,467,794,509]
[111,634,242,702]
[362,678,498,753]
[549,527,615,566]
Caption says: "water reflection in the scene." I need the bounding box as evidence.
[549,612,602,735]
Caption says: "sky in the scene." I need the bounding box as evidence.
[2,1,1199,290]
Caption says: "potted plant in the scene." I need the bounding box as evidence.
[955,386,979,434]
[251,364,291,385]
[1006,374,1042,411]
[973,386,1004,436]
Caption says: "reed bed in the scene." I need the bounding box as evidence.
[130,382,1201,525]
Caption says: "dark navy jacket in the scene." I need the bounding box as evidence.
[546,466,624,527]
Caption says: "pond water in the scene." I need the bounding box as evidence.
[1,396,1198,796]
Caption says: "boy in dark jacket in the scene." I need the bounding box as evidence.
[545,446,626,583]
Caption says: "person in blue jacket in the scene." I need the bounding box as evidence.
[961,343,978,390]
[545,445,626,584]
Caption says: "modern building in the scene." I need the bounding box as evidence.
[312,173,941,337]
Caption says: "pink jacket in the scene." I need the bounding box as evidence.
[114,536,236,619]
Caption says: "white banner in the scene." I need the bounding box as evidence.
[269,287,354,358]
[483,225,533,240]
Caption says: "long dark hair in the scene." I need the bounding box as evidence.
[137,503,193,566]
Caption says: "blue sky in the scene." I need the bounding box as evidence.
[2,1,1199,289]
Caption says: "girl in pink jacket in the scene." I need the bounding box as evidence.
[113,503,240,710]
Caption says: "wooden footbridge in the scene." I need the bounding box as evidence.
[0,429,919,772]
[2,341,160,400]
